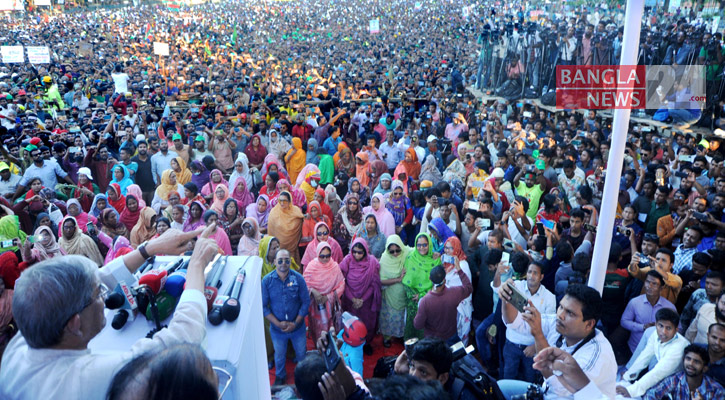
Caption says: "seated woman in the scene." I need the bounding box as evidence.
[230,178,254,215]
[154,217,171,238]
[170,204,186,231]
[14,177,44,205]
[104,236,133,264]
[209,185,230,215]
[66,167,99,213]
[107,183,126,214]
[152,170,186,214]
[356,214,386,259]
[162,191,186,221]
[20,225,65,265]
[99,208,128,240]
[58,216,104,266]
[246,195,270,235]
[183,201,206,232]
[170,157,192,185]
[119,195,141,233]
[259,172,280,203]
[219,198,243,253]
[109,164,134,196]
[89,194,115,220]
[66,198,98,235]
[126,184,146,209]
[200,169,228,204]
[183,182,206,206]
[202,210,232,256]
[373,173,392,196]
[130,207,157,248]
[237,217,261,257]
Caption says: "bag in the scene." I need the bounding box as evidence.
[496,80,521,102]
[541,91,557,106]
[450,354,505,400]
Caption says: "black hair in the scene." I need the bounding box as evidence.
[571,253,591,274]
[683,343,710,365]
[555,240,574,263]
[532,235,547,252]
[656,247,675,266]
[608,243,622,264]
[425,189,442,198]
[294,353,327,400]
[156,217,171,228]
[564,284,602,325]
[562,159,574,169]
[654,308,679,327]
[706,270,724,284]
[570,208,585,221]
[408,338,453,377]
[645,270,665,286]
[367,374,448,400]
[486,248,503,266]
[692,252,712,268]
[528,260,546,274]
[687,226,704,241]
[511,251,530,275]
[541,193,557,211]
[577,185,593,204]
[514,195,529,214]
[436,181,451,193]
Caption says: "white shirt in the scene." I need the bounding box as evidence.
[508,215,533,250]
[0,257,207,400]
[506,313,617,399]
[0,173,21,197]
[493,279,556,345]
[111,73,129,94]
[622,332,688,397]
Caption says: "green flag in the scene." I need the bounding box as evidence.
[231,27,237,46]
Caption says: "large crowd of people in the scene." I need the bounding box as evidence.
[0,0,724,398]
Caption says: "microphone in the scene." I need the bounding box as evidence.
[222,269,246,322]
[209,276,236,326]
[137,255,157,275]
[145,291,177,321]
[105,292,126,309]
[164,258,190,298]
[138,258,185,294]
[107,281,139,330]
[203,255,227,312]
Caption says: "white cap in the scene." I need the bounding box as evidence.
[427,135,437,143]
[78,167,93,181]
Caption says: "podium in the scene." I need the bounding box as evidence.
[89,256,271,400]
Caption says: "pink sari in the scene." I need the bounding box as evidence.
[303,242,346,342]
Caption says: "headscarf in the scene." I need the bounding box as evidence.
[203,210,233,255]
[333,142,349,165]
[295,164,321,189]
[401,232,441,295]
[319,154,335,185]
[374,173,392,195]
[104,236,132,264]
[119,195,142,232]
[442,237,467,273]
[259,235,278,278]
[130,207,157,248]
[301,221,344,266]
[268,191,305,261]
[107,183,126,213]
[67,198,95,232]
[303,241,345,296]
[32,212,59,238]
[355,151,371,187]
[386,180,411,226]
[29,225,64,261]
[246,194,271,230]
[306,138,320,165]
[268,129,291,158]
[340,238,381,313]
[155,169,178,202]
[343,177,370,206]
[101,207,127,238]
[231,177,254,212]
[362,193,396,236]
[173,156,192,185]
[428,217,456,253]
[190,159,211,189]
[315,189,335,222]
[272,179,307,209]
[228,153,253,192]
[395,148,421,180]
[379,235,411,310]
[126,184,147,209]
[201,169,229,197]
[183,201,206,232]
[332,192,363,248]
[109,164,134,195]
[237,217,261,257]
[89,193,113,218]
[245,134,268,166]
[210,183,231,215]
[261,154,290,182]
[369,160,389,190]
[285,137,306,184]
[58,216,104,266]
[420,155,443,182]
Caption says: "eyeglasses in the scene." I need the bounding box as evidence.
[213,366,233,400]
[393,192,403,196]
[352,249,364,255]
[276,258,291,265]
[278,198,290,203]
[388,248,402,255]
[316,230,329,236]
[67,282,108,326]
[416,243,429,248]
[348,201,359,205]
[319,253,331,259]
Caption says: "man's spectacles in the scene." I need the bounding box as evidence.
[276,258,291,265]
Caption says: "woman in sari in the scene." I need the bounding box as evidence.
[331,193,363,254]
[170,204,186,231]
[284,137,306,184]
[130,207,157,248]
[68,167,98,212]
[369,160,388,191]
[295,163,320,189]
[332,142,348,165]
[355,151,371,188]
[155,217,171,237]
[152,170,186,213]
[162,191,185,221]
[210,184,230,215]
[109,164,134,195]
[344,178,371,208]
[271,179,307,211]
[362,193,395,236]
[58,216,104,266]
[246,195,271,235]
[89,194,114,220]
[202,210,232,256]
[229,153,254,193]
[66,198,97,234]
[107,183,126,213]
[20,225,65,264]
[395,148,422,186]
[335,146,355,178]
[306,138,320,165]
[378,235,410,346]
[220,198,243,253]
[356,214,386,259]
[261,154,290,183]
[301,202,330,248]
[301,221,344,267]
[267,129,292,160]
[298,171,321,205]
[245,134,267,170]
[402,233,441,339]
[374,173,392,196]
[170,156,192,185]
[126,184,146,209]
[190,160,211,190]
[386,181,414,242]
[443,145,471,182]
[237,217,261,256]
[313,189,335,223]
[200,169,228,202]
[230,178,254,214]
[267,191,305,262]
[339,238,381,354]
[33,212,58,240]
[303,242,346,342]
[420,155,443,183]
[183,182,206,206]
[442,237,474,345]
[325,184,342,216]
[119,195,141,232]
[104,236,133,264]
[259,171,280,202]
[428,217,456,254]
[100,208,128,240]
[183,201,206,232]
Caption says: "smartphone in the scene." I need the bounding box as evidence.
[500,251,510,266]
[674,170,689,179]
[522,148,534,156]
[323,330,341,372]
[0,239,14,248]
[583,223,597,233]
[571,140,581,146]
[536,222,545,236]
[476,218,491,229]
[541,218,555,230]
[678,154,695,163]
[68,146,80,154]
[103,115,111,120]
[692,211,709,221]
[86,222,96,234]
[522,111,532,118]
[468,201,480,210]
[506,281,528,314]
[442,254,455,264]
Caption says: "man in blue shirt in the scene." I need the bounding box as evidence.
[13,146,74,201]
[262,249,310,385]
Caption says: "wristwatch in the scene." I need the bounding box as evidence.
[138,242,151,260]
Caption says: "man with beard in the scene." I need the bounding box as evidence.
[82,140,115,193]
[705,323,725,386]
[13,147,75,201]
[131,140,154,206]
[686,291,725,344]
[150,136,178,185]
[643,345,723,400]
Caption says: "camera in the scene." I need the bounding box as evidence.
[511,384,544,400]
[616,226,631,237]
[637,252,651,268]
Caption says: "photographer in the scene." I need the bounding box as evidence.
[629,248,682,305]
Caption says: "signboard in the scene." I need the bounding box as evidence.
[0,0,25,11]
[153,42,170,56]
[369,19,380,34]
[1,46,24,63]
[35,0,51,5]
[26,46,50,64]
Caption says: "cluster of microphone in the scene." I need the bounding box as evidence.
[104,254,249,338]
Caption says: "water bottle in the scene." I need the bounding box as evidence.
[318,303,329,330]
[542,85,548,94]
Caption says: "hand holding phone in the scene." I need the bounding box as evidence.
[505,281,528,314]
[322,330,341,372]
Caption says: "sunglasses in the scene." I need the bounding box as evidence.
[388,248,402,255]
[278,198,290,203]
[348,201,359,205]
[352,249,364,255]
[319,253,331,259]
[276,258,291,265]
[316,230,329,236]
[416,243,429,248]
[393,192,403,196]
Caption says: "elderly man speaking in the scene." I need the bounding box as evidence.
[0,225,220,399]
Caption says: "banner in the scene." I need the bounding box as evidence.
[0,0,25,11]
[369,19,380,34]
[26,46,50,64]
[153,42,170,56]
[1,46,24,63]
[35,0,51,5]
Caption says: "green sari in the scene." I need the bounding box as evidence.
[402,232,440,339]
[0,215,27,253]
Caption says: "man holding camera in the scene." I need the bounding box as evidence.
[497,284,616,399]
[629,248,682,305]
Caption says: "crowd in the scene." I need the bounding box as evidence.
[0,0,723,399]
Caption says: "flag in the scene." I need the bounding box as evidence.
[231,27,237,46]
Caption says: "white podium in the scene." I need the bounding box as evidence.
[89,256,271,400]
